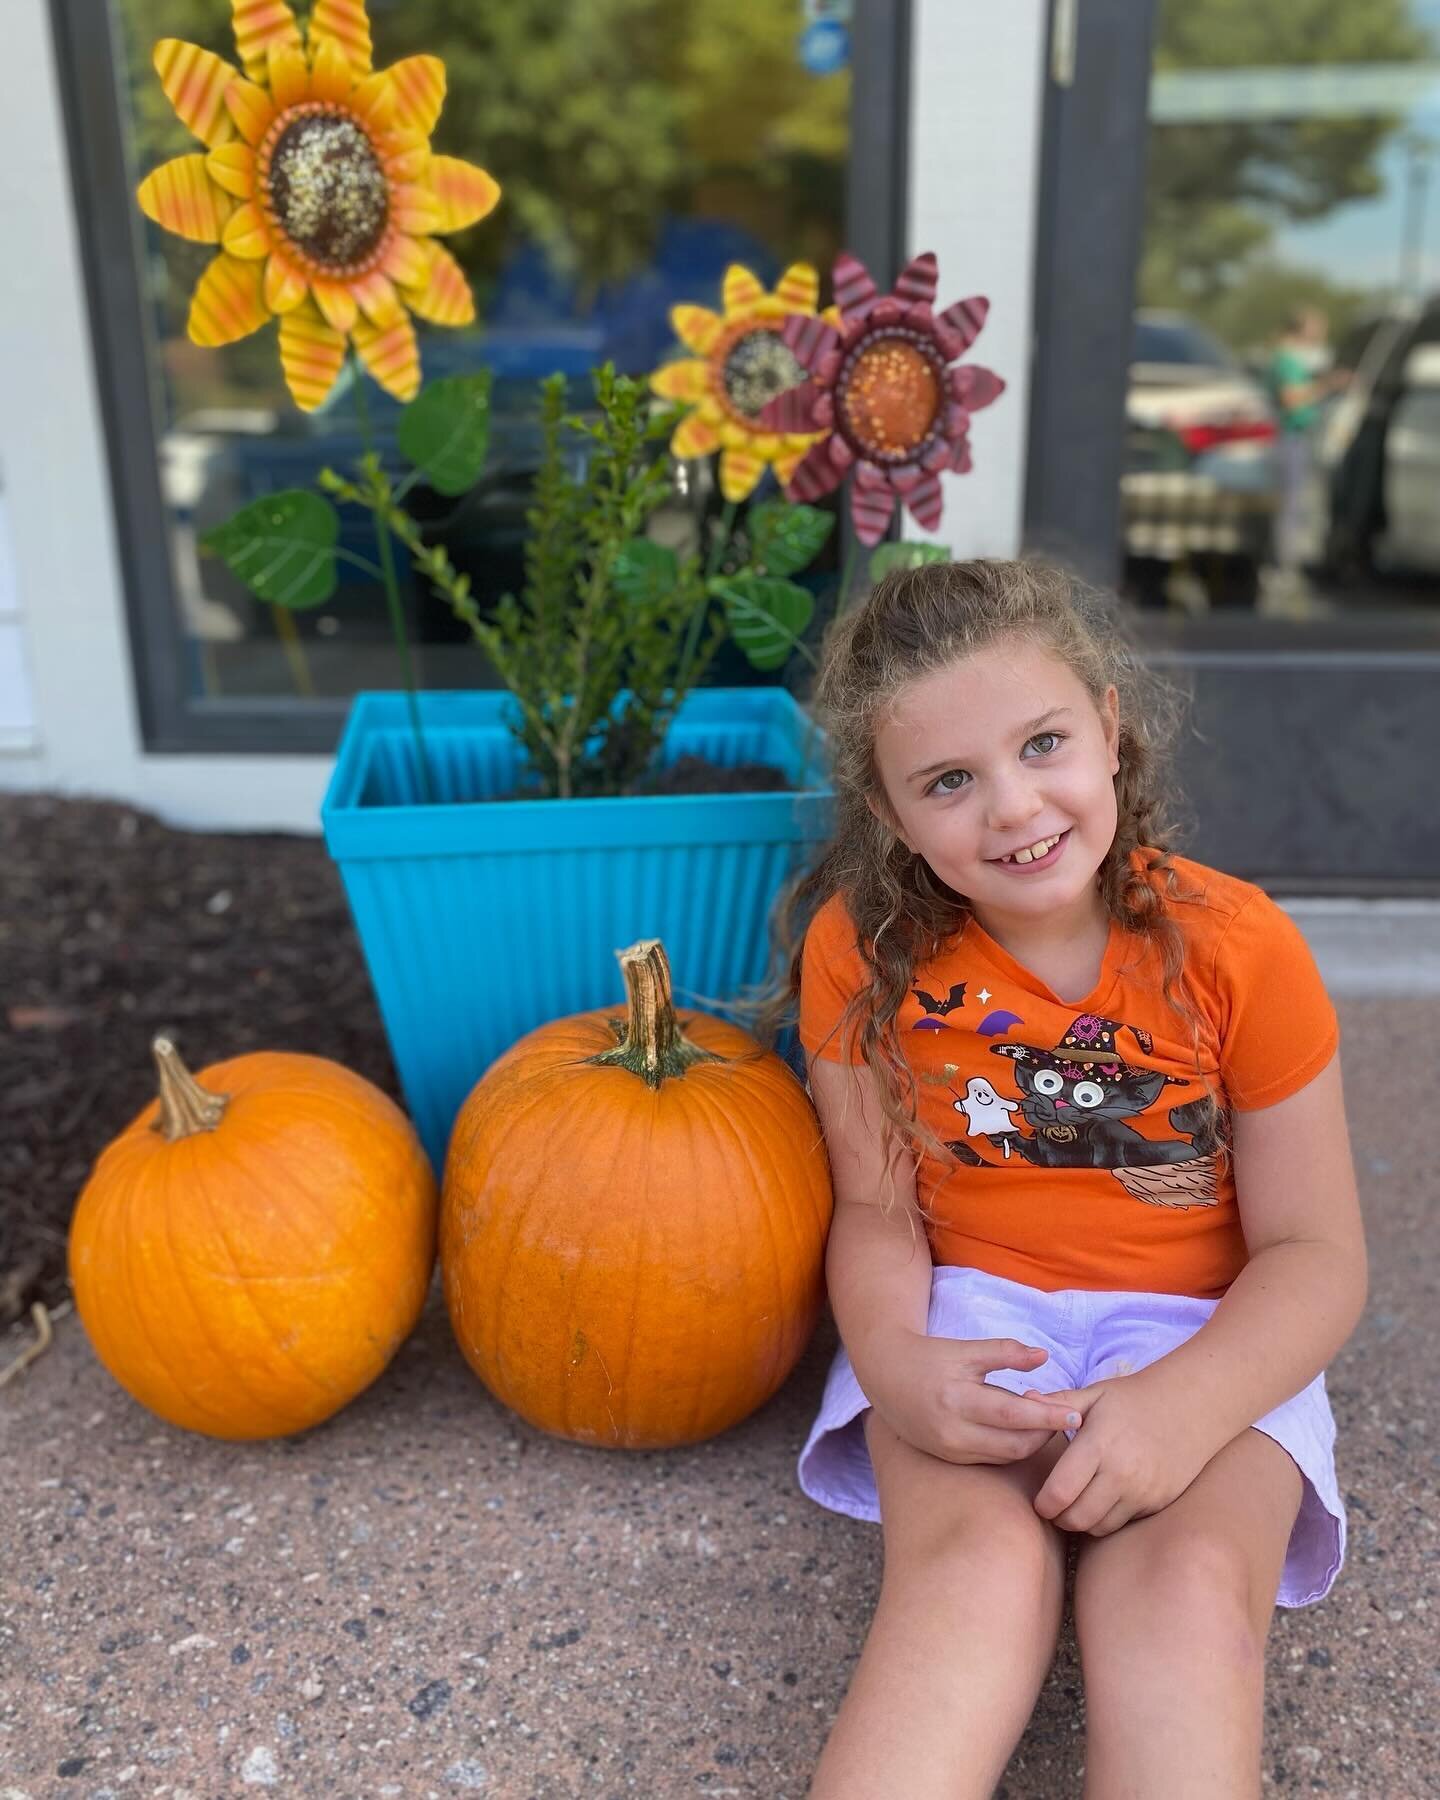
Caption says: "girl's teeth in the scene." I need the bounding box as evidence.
[1007,835,1059,864]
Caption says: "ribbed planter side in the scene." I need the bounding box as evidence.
[321,689,834,1167]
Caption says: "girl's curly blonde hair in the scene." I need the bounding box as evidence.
[741,556,1224,1220]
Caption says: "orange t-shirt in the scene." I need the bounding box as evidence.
[799,851,1339,1299]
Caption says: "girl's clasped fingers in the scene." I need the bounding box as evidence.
[971,1382,1082,1435]
[934,1422,1059,1466]
[1031,1434,1107,1528]
[959,1339,1084,1432]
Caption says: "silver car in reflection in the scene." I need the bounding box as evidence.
[1123,312,1280,608]
[1306,302,1440,582]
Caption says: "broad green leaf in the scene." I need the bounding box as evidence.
[201,491,338,609]
[718,574,814,672]
[868,541,950,580]
[611,538,679,607]
[397,372,494,496]
[747,501,834,578]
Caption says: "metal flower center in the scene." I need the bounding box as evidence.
[839,335,942,461]
[268,112,389,272]
[721,328,806,421]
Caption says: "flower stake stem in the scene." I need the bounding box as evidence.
[351,358,434,804]
[272,604,315,695]
[673,497,736,702]
[836,537,859,616]
[790,532,859,785]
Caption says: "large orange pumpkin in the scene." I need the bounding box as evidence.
[69,1038,437,1439]
[440,939,834,1448]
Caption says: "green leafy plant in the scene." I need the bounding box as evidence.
[205,361,836,799]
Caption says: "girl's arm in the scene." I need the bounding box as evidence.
[1134,1049,1367,1449]
[807,1054,932,1376]
[1030,1051,1366,1532]
[809,1055,1082,1460]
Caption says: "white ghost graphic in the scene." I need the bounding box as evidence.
[956,1078,1020,1147]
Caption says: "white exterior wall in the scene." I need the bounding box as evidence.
[907,0,1048,560]
[0,474,38,752]
[0,0,1048,832]
[0,0,347,829]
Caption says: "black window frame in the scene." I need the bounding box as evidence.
[50,0,911,755]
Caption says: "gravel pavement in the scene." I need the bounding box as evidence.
[1,993,1435,1799]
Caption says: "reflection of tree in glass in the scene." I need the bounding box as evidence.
[1143,0,1432,327]
[120,0,848,330]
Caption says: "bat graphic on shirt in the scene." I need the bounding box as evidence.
[913,982,966,1016]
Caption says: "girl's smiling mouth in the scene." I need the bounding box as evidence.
[988,829,1070,871]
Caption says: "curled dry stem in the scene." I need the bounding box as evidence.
[0,1301,56,1389]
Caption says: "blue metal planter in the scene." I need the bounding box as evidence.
[321,688,834,1169]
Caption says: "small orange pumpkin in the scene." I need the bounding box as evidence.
[69,1039,437,1439]
[440,939,834,1448]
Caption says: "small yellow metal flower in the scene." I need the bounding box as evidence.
[650,263,841,503]
[136,0,501,409]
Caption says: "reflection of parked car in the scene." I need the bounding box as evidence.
[1123,312,1280,608]
[1307,300,1440,581]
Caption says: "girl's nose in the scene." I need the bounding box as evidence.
[985,777,1044,834]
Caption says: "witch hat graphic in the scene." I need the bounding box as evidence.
[994,1013,1185,1089]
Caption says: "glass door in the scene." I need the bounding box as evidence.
[1027,0,1440,890]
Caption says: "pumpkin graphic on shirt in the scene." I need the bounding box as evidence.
[945,1013,1225,1209]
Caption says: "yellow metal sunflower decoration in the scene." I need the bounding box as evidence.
[136,0,501,410]
[651,263,841,504]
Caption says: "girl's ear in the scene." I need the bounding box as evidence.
[1102,684,1121,776]
[866,789,914,855]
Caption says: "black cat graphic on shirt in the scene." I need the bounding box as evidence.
[988,1048,1220,1168]
[942,1011,1226,1181]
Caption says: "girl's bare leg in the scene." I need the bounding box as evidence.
[1072,1427,1303,1799]
[808,1409,1069,1800]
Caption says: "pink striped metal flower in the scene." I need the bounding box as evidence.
[758,251,1004,546]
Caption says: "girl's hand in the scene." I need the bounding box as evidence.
[1024,1370,1217,1535]
[856,1330,1084,1467]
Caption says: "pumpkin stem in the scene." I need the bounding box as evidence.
[151,1037,228,1140]
[583,940,726,1091]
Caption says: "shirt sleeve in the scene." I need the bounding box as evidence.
[799,893,869,1064]
[1213,891,1339,1111]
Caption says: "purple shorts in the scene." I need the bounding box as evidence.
[797,1264,1345,1609]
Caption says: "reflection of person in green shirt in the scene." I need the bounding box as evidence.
[1268,308,1348,572]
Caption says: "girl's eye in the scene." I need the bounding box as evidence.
[921,730,1058,795]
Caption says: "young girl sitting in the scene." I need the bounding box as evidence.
[769,558,1366,1798]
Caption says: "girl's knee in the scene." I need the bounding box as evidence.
[897,1498,1058,1590]
[1141,1524,1263,1617]
[865,1416,1065,1598]
[1081,1523,1270,1657]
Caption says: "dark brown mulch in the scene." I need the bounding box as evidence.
[494,757,792,800]
[631,755,790,796]
[0,793,399,1330]
[0,761,794,1327]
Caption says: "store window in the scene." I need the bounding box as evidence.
[64,1,868,743]
[1126,0,1440,624]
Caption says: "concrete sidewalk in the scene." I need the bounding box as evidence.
[1,986,1435,1798]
